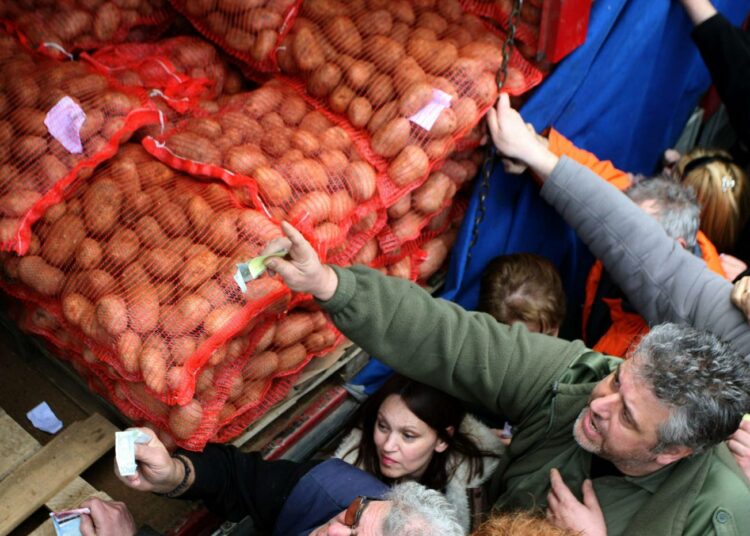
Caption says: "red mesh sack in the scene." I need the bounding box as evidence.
[0,34,160,254]
[142,79,384,259]
[82,36,228,113]
[327,207,386,265]
[169,0,301,72]
[1,0,174,60]
[0,144,297,407]
[277,0,542,205]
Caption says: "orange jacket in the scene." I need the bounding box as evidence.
[548,129,727,357]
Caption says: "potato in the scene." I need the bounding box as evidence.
[169,399,203,439]
[365,35,404,72]
[388,255,413,279]
[459,42,502,72]
[353,238,379,264]
[319,149,349,175]
[430,108,458,137]
[288,191,332,225]
[399,83,433,116]
[344,161,377,202]
[418,237,450,280]
[260,112,285,131]
[388,145,429,186]
[290,130,321,157]
[83,180,123,235]
[60,292,90,327]
[94,2,122,41]
[42,214,86,267]
[142,247,181,280]
[325,16,362,55]
[181,249,219,288]
[0,190,41,217]
[304,325,338,352]
[279,95,308,125]
[474,71,499,106]
[313,222,341,244]
[14,135,47,162]
[367,101,398,135]
[329,190,356,221]
[117,330,142,374]
[242,350,279,381]
[185,118,223,140]
[424,136,455,160]
[261,126,291,158]
[372,118,411,158]
[18,256,64,296]
[387,192,411,219]
[138,161,174,189]
[106,228,140,266]
[75,238,103,270]
[128,284,160,334]
[277,342,308,371]
[418,12,448,35]
[355,10,393,36]
[287,159,329,189]
[388,0,415,23]
[134,217,168,248]
[255,167,292,206]
[273,312,316,347]
[96,294,128,336]
[186,196,214,232]
[253,29,278,62]
[452,97,480,131]
[77,269,117,301]
[166,132,222,166]
[225,28,254,53]
[299,111,332,134]
[308,62,342,98]
[203,212,239,252]
[237,209,283,243]
[347,98,373,128]
[197,280,229,308]
[413,171,453,214]
[280,149,305,165]
[204,304,241,336]
[234,379,267,408]
[293,27,325,71]
[437,0,462,21]
[7,75,39,108]
[167,294,212,336]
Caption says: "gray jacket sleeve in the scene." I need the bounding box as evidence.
[540,156,750,357]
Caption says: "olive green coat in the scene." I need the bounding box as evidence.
[322,265,750,536]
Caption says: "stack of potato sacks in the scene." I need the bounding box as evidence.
[0,0,543,450]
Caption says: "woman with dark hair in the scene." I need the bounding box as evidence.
[334,375,504,533]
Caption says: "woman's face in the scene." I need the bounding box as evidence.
[372,394,448,481]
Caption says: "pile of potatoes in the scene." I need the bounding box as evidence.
[0,34,156,254]
[0,0,173,59]
[146,80,381,256]
[87,36,229,105]
[276,0,537,200]
[172,0,299,67]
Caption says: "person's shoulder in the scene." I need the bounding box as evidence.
[332,428,363,464]
[690,444,750,528]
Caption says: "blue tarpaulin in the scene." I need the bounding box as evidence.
[352,0,750,393]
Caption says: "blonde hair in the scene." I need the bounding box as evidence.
[472,511,577,536]
[675,148,750,252]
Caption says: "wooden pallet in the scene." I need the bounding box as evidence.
[0,408,117,536]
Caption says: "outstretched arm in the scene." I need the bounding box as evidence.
[678,0,717,25]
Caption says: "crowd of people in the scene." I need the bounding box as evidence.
[76,0,750,534]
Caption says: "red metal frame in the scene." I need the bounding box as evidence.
[538,0,592,63]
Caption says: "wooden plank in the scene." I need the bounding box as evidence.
[0,413,116,535]
[46,478,113,512]
[0,408,40,482]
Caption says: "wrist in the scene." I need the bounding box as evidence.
[526,147,559,182]
[314,265,338,302]
[155,455,192,497]
[681,0,717,25]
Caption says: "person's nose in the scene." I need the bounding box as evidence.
[590,391,618,420]
[383,432,399,452]
[324,521,353,536]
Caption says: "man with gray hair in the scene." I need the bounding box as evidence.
[109,428,464,536]
[263,218,750,536]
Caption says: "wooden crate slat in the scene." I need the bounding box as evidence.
[0,413,116,535]
[0,408,40,482]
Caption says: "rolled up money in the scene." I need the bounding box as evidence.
[115,430,151,477]
[234,250,288,292]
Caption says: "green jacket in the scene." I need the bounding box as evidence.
[322,265,750,536]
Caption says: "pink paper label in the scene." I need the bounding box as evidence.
[45,96,86,154]
[408,89,453,131]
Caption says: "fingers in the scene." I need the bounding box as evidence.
[486,100,499,138]
[261,236,292,257]
[79,513,96,536]
[549,468,575,502]
[582,479,601,511]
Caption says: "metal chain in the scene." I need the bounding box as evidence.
[467,0,524,260]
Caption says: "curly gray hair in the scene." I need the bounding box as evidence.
[625,178,700,249]
[381,481,463,536]
[633,323,750,454]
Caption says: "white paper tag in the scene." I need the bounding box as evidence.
[408,89,453,131]
[45,96,86,154]
[115,430,151,477]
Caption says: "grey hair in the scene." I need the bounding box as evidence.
[625,178,700,248]
[633,323,750,454]
[381,481,463,536]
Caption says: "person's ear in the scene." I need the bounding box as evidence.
[546,326,560,337]
[654,445,692,466]
[434,426,455,453]
[677,237,688,249]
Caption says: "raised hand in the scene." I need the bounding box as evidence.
[546,468,607,536]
